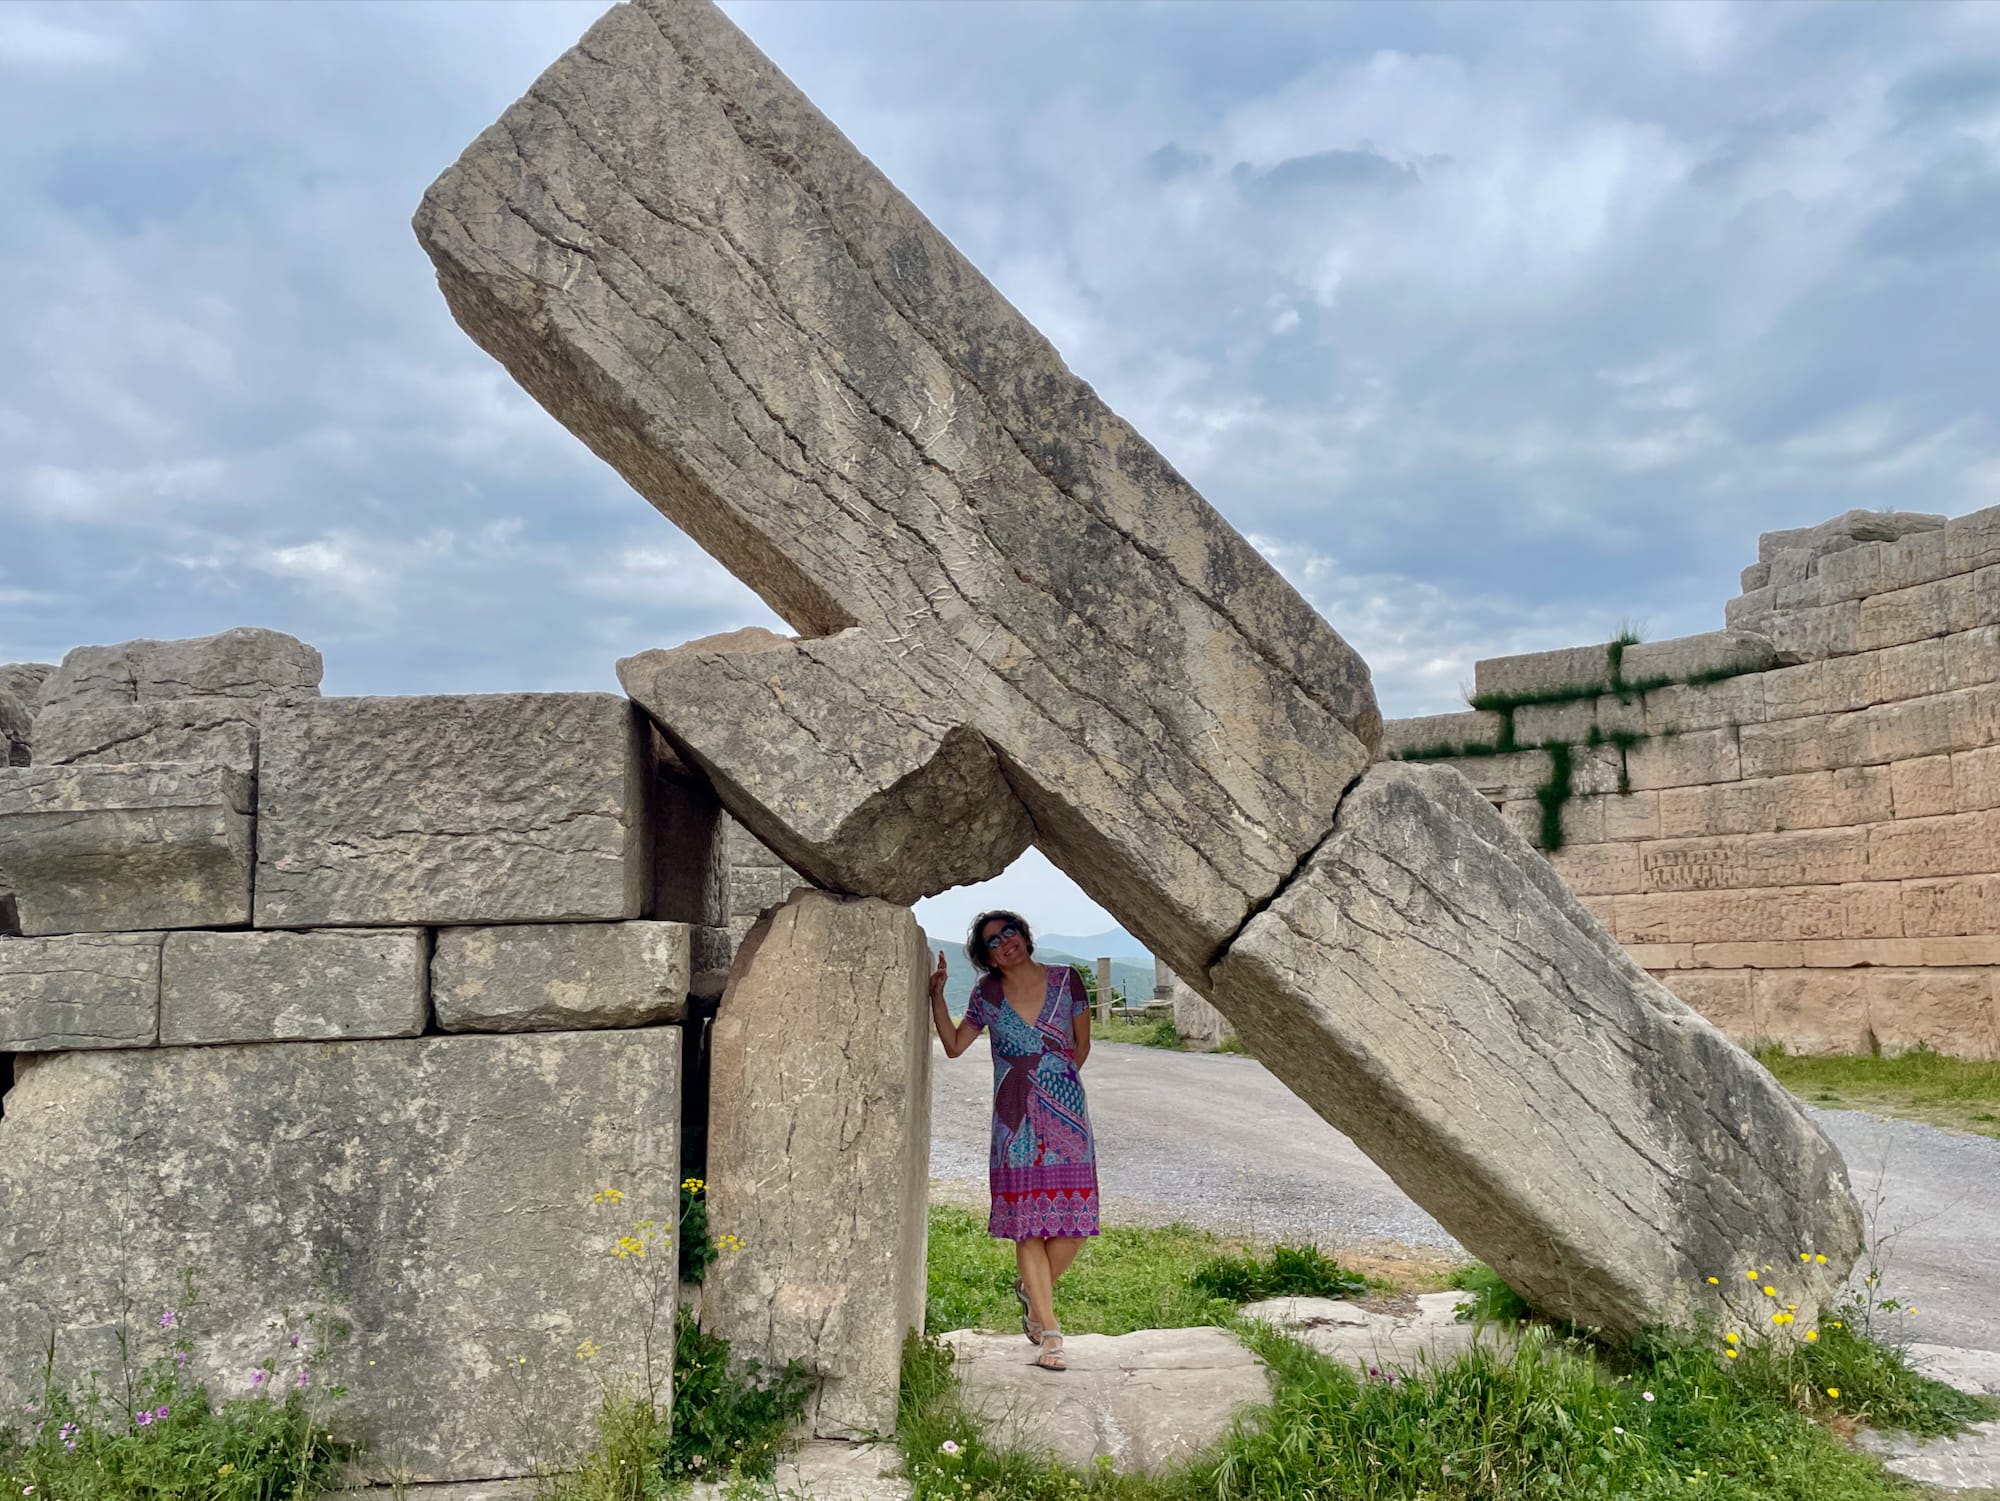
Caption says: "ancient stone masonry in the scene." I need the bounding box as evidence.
[1386,507,2000,1061]
[418,0,1863,1339]
[0,627,933,1482]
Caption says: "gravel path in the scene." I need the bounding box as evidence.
[929,1039,2000,1353]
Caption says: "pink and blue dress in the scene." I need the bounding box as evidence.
[964,964,1101,1242]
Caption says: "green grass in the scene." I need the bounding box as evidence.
[1091,1015,1183,1049]
[1447,1261,1536,1324]
[1189,1244,1369,1304]
[1757,1045,2000,1139]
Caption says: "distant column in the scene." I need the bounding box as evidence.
[1154,955,1173,1003]
[1095,956,1113,1023]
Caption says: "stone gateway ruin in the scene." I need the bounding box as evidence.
[0,0,1903,1484]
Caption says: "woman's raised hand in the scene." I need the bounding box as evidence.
[928,949,948,1003]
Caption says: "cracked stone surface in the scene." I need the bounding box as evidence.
[414,0,1378,975]
[255,694,652,928]
[413,0,1863,1338]
[701,890,929,1439]
[0,662,51,766]
[688,1440,910,1501]
[34,697,265,774]
[40,628,322,713]
[941,1326,1270,1475]
[0,931,162,1051]
[0,1029,680,1483]
[0,762,254,934]
[1858,1341,2000,1491]
[1214,763,1863,1339]
[161,928,428,1045]
[432,920,690,1032]
[1239,1291,1498,1371]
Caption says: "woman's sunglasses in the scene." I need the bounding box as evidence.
[981,923,1022,952]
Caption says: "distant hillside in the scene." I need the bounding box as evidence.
[922,933,1158,1016]
[1041,927,1153,961]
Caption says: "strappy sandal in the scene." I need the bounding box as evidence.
[1034,1331,1066,1372]
[1014,1278,1042,1345]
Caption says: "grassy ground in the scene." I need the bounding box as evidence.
[1758,1047,2000,1139]
[909,1211,1996,1501]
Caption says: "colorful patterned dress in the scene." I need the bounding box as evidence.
[964,964,1101,1242]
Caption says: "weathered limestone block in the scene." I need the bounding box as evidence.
[1857,564,2000,652]
[1659,971,1760,1046]
[1548,841,1641,896]
[702,891,928,1438]
[1641,672,1765,734]
[34,698,263,773]
[1869,808,2000,883]
[1601,790,1662,842]
[1656,768,1891,839]
[1638,828,1869,894]
[1473,643,1610,701]
[1953,746,2000,813]
[1623,728,1740,791]
[0,1030,679,1482]
[1754,970,1872,1055]
[433,921,690,1032]
[1891,756,1958,820]
[1945,503,2000,574]
[256,694,652,928]
[1381,710,1504,757]
[1511,697,1598,746]
[1759,654,1884,722]
[1171,976,1235,1049]
[1758,509,1946,567]
[42,628,322,712]
[1433,748,1552,803]
[1209,764,1861,1339]
[1800,938,1927,967]
[0,763,253,934]
[0,662,53,766]
[160,929,427,1045]
[1619,882,1902,945]
[0,931,162,1050]
[652,746,729,926]
[1620,629,1776,685]
[1872,626,2000,705]
[415,0,1377,979]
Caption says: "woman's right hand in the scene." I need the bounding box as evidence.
[928,949,948,1003]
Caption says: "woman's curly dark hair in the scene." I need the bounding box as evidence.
[966,909,1034,976]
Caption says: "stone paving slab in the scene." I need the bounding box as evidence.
[1238,1291,1500,1372]
[941,1326,1270,1476]
[1858,1340,2000,1492]
[688,1439,910,1500]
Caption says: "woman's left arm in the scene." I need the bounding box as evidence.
[1071,967,1091,1067]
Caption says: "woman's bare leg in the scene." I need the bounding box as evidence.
[1046,1236,1085,1284]
[1015,1237,1057,1332]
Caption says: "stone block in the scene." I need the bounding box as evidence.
[1799,938,1928,967]
[1869,809,2000,882]
[42,628,322,713]
[1621,630,1776,686]
[1640,828,1868,894]
[1918,936,2000,965]
[1724,585,1775,630]
[1690,941,1802,969]
[0,931,162,1051]
[160,929,427,1046]
[1498,798,1540,846]
[1,663,53,766]
[1764,600,1861,663]
[1626,942,1692,969]
[1754,970,1872,1055]
[1891,756,1958,819]
[1900,876,2000,937]
[1210,763,1860,1340]
[1824,684,2000,770]
[1866,969,1998,1060]
[1871,626,2000,705]
[1620,882,1903,945]
[0,1030,679,1482]
[1945,503,2000,574]
[702,891,929,1438]
[1659,971,1759,1045]
[651,754,728,926]
[255,694,652,928]
[33,698,263,773]
[1741,562,1771,592]
[1758,509,1945,567]
[1642,672,1766,734]
[1171,976,1235,1048]
[1473,644,1610,701]
[1382,711,1505,758]
[433,921,690,1033]
[1624,729,1740,791]
[689,923,734,999]
[1857,569,1984,652]
[0,763,253,934]
[1548,841,1640,896]
[1657,768,1890,839]
[1512,698,1598,746]
[1954,746,2000,813]
[1600,791,1661,842]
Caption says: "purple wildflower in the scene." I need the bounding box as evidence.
[154,1406,169,1421]
[174,1352,187,1369]
[135,1411,154,1427]
[296,1369,311,1390]
[289,1334,299,1348]
[251,1368,268,1388]
[159,1312,177,1329]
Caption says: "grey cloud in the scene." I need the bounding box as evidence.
[1231,147,1413,204]
[1144,142,1211,181]
[1888,58,2000,132]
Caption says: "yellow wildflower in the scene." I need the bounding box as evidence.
[219,1465,236,1477]
[1813,1254,1828,1265]
[1827,1387,1840,1398]
[682,1177,706,1192]
[593,1188,625,1206]
[576,1339,602,1360]
[1763,1286,1777,1297]
[1805,1330,1818,1343]
[1724,1332,1738,1345]
[1725,1349,1739,1360]
[1745,1270,1759,1280]
[1799,1253,1811,1263]
[1706,1277,1719,1285]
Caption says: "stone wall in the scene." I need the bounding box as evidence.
[1383,506,2000,1060]
[0,627,924,1482]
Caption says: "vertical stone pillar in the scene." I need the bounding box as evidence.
[702,889,930,1438]
[1154,955,1174,1003]
[1095,956,1114,1022]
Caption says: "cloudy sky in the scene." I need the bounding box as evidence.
[4,0,1997,938]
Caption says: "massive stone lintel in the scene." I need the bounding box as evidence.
[414,0,1864,1331]
[414,0,1378,978]
[40,628,322,713]
[0,1030,680,1482]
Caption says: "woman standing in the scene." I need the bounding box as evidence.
[930,909,1100,1373]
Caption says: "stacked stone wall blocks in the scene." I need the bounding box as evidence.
[161,928,428,1045]
[39,627,323,712]
[1393,501,2000,1057]
[0,932,163,1051]
[433,921,692,1032]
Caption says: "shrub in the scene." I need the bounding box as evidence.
[1190,1244,1367,1303]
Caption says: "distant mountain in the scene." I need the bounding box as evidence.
[1040,927,1153,961]
[921,933,1160,1017]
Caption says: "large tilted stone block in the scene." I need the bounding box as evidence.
[1,662,53,766]
[0,763,253,934]
[0,1030,680,1483]
[1210,764,1863,1340]
[701,890,929,1438]
[34,698,263,773]
[433,921,690,1032]
[1619,629,1775,685]
[160,928,427,1045]
[41,627,322,713]
[255,694,652,927]
[0,931,162,1051]
[415,0,1376,981]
